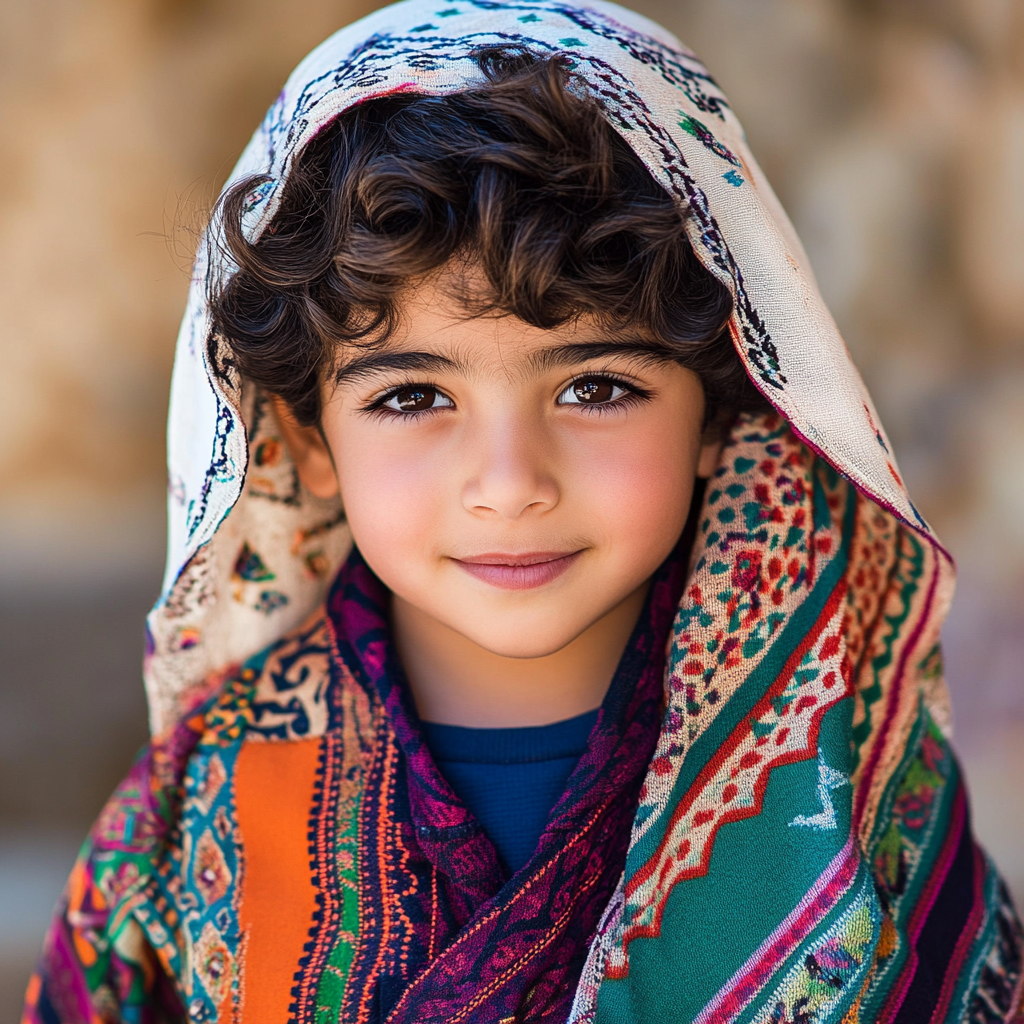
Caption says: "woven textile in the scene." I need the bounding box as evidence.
[23,2,1024,1021]
[24,416,1024,1022]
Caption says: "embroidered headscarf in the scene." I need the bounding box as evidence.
[148,0,931,736]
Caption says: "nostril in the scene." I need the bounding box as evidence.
[460,451,560,519]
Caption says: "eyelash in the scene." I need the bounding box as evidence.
[361,382,454,419]
[360,373,653,419]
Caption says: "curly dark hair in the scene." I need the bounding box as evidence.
[210,48,767,429]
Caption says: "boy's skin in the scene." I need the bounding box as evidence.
[273,267,722,727]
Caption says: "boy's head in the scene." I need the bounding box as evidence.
[211,51,767,661]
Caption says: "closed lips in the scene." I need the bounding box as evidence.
[453,551,582,590]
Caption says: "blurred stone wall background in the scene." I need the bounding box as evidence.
[1,0,1022,1014]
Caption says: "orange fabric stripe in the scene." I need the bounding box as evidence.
[235,737,322,1023]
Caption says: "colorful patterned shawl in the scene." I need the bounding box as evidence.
[24,416,1024,1023]
[23,2,1024,1021]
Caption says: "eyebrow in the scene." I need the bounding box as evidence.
[334,350,463,385]
[332,339,675,385]
[529,340,676,372]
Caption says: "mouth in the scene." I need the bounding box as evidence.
[453,550,583,590]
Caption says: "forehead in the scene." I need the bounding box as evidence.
[396,267,587,348]
[333,269,671,385]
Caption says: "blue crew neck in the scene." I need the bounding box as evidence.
[420,709,599,873]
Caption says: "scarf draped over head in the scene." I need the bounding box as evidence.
[25,3,1024,1024]
[149,0,932,736]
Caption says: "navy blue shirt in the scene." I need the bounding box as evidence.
[420,709,599,873]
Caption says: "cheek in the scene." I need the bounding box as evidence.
[333,432,449,563]
[568,417,699,547]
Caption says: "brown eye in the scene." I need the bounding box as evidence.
[382,385,453,413]
[558,377,628,406]
[574,380,613,403]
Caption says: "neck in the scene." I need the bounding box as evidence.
[391,585,649,728]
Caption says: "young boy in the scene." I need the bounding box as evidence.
[25,3,1023,1023]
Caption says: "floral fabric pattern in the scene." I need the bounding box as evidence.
[25,416,1024,1023]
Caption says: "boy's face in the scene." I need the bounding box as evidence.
[282,270,720,660]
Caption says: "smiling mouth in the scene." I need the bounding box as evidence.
[453,551,583,590]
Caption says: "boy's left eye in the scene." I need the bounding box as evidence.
[557,376,629,406]
[381,385,454,413]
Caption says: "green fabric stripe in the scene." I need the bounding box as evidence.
[730,863,879,1024]
[313,780,363,1019]
[850,530,926,771]
[864,701,930,854]
[860,711,961,1017]
[628,471,856,873]
[595,698,864,1023]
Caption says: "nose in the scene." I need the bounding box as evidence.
[461,416,559,520]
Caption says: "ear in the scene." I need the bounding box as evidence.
[268,394,340,499]
[696,436,724,479]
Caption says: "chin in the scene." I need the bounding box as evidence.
[457,617,588,660]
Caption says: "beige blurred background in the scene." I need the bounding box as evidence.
[1,0,1023,1015]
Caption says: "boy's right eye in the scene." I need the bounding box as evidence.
[381,385,454,413]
